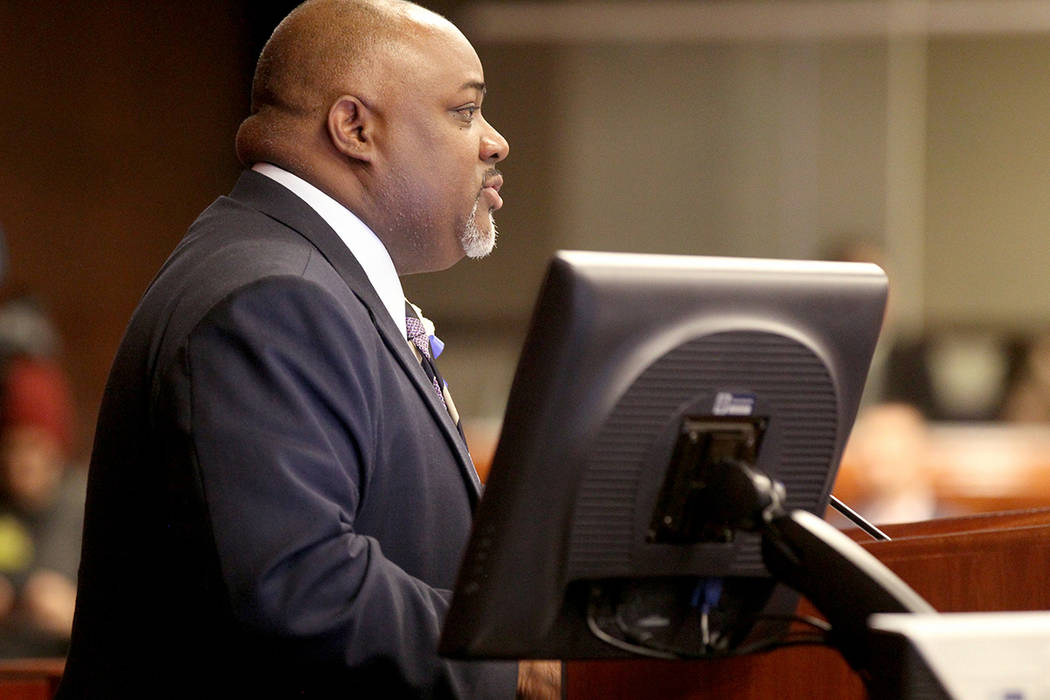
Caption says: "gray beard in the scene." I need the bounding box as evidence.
[459,198,497,259]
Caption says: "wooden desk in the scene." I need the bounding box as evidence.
[565,508,1050,699]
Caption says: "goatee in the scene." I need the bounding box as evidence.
[459,198,497,259]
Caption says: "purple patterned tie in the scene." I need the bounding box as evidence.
[405,307,477,482]
[406,314,447,408]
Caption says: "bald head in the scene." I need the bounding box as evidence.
[235,0,447,170]
[233,0,509,275]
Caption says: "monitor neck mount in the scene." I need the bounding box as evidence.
[700,457,935,673]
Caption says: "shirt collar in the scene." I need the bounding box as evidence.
[252,162,407,340]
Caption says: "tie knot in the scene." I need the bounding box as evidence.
[406,315,432,361]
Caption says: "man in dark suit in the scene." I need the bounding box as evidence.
[58,0,555,696]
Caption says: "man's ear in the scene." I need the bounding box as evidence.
[327,95,375,163]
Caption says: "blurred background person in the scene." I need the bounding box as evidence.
[1001,329,1050,423]
[836,402,939,526]
[0,355,84,657]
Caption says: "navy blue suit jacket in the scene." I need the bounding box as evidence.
[58,171,516,698]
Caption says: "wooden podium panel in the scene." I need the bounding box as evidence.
[565,508,1050,699]
[0,659,64,700]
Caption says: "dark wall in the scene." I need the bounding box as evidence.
[0,2,258,451]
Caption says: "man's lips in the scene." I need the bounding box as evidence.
[481,174,504,210]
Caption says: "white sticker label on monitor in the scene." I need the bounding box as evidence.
[713,392,756,416]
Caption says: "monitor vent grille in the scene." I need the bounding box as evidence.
[568,330,838,578]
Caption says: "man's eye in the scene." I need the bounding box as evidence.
[456,106,479,120]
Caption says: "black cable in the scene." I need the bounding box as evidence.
[829,495,891,541]
[587,596,837,660]
[585,609,679,660]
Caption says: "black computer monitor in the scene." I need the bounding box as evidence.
[440,251,888,660]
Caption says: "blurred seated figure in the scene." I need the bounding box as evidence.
[819,234,1026,420]
[0,356,84,657]
[1001,330,1050,423]
[838,403,938,525]
[884,328,1026,422]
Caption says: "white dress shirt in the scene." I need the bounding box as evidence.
[252,163,408,341]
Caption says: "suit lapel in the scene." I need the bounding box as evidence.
[227,170,481,499]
